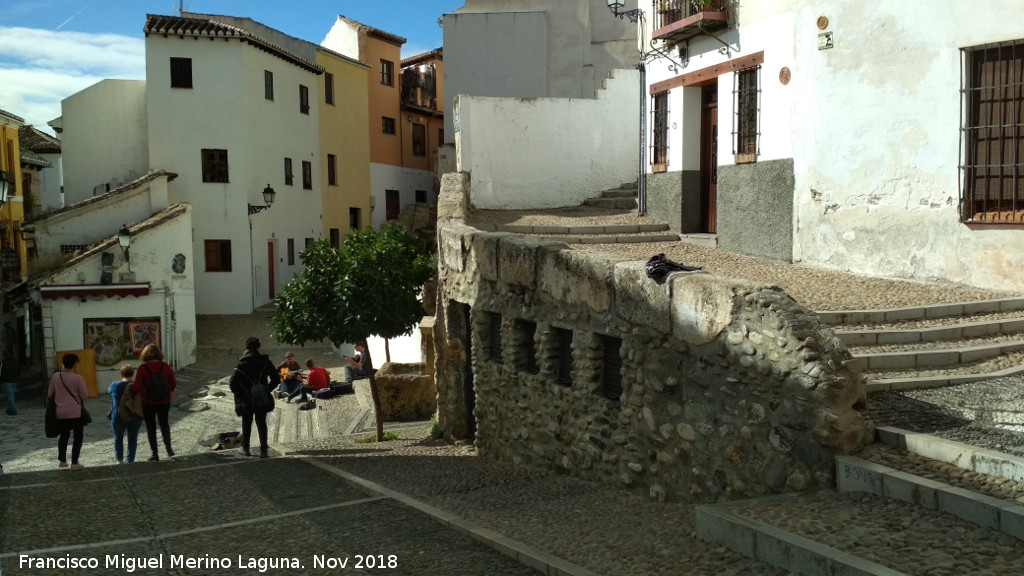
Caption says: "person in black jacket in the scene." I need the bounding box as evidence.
[229,337,280,458]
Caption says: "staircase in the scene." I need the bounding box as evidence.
[817,297,1024,391]
[582,182,639,210]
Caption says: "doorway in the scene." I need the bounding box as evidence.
[267,241,275,299]
[699,84,718,234]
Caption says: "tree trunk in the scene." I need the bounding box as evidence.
[384,338,391,363]
[362,339,385,441]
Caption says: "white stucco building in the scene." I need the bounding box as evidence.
[639,0,1024,292]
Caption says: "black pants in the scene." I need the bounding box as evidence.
[241,409,268,451]
[142,404,173,457]
[57,423,84,464]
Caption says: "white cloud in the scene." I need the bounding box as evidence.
[0,26,144,133]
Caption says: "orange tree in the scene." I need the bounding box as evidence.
[271,224,435,440]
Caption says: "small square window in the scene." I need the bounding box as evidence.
[487,312,502,364]
[382,117,396,135]
[204,240,231,272]
[415,190,427,203]
[201,149,229,183]
[304,237,314,248]
[170,57,192,89]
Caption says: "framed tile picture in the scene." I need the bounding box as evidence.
[129,321,161,354]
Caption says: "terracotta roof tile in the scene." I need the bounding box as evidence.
[19,125,61,154]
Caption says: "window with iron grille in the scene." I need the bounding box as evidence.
[517,320,539,374]
[287,238,295,265]
[382,116,396,135]
[302,161,312,190]
[325,72,335,105]
[554,327,573,387]
[284,157,293,186]
[327,154,337,186]
[960,40,1024,223]
[601,335,623,401]
[487,312,502,363]
[381,60,394,86]
[60,244,86,256]
[330,228,340,248]
[170,57,192,89]
[651,91,669,167]
[299,84,310,114]
[204,240,231,272]
[385,189,400,220]
[733,66,761,157]
[201,149,228,183]
[264,70,274,100]
[305,237,314,248]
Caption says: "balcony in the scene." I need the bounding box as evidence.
[653,0,728,43]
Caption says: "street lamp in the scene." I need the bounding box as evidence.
[248,184,276,215]
[606,0,641,22]
[118,224,132,271]
[0,171,14,209]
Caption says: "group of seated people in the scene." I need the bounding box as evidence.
[274,345,369,404]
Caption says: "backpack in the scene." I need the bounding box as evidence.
[144,363,169,402]
[235,366,271,410]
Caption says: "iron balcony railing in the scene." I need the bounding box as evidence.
[654,0,727,30]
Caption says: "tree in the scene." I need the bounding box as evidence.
[271,224,436,440]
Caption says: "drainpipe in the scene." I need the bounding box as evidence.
[638,62,648,215]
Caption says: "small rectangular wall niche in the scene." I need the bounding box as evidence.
[487,312,503,364]
[517,320,539,374]
[601,335,623,401]
[554,327,574,387]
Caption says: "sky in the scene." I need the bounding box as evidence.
[0,0,465,135]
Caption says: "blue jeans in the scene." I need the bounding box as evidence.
[278,379,301,396]
[3,382,15,414]
[112,416,144,462]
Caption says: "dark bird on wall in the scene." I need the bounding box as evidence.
[645,253,702,283]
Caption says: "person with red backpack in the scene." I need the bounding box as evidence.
[131,344,177,461]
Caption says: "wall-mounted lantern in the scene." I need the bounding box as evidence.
[118,224,132,270]
[606,0,641,22]
[0,171,14,209]
[248,184,276,215]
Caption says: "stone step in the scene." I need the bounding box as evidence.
[582,197,637,210]
[678,233,717,249]
[851,338,1024,371]
[817,298,1024,326]
[492,222,669,235]
[861,352,1024,392]
[836,314,1024,346]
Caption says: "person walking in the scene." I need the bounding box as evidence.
[47,353,89,470]
[131,344,177,461]
[230,337,280,458]
[2,348,18,416]
[108,364,143,464]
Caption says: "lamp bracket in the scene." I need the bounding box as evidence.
[612,8,641,22]
[248,204,270,215]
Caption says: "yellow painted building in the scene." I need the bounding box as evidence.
[0,109,26,282]
[317,47,373,244]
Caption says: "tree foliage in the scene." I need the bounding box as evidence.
[271,224,436,440]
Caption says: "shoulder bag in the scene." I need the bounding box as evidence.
[60,373,92,426]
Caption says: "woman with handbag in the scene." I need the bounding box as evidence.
[229,337,280,458]
[108,364,143,464]
[47,353,90,470]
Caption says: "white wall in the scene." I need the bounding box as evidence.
[369,164,435,229]
[321,18,361,59]
[145,32,324,314]
[37,153,63,213]
[60,80,148,204]
[789,0,1024,291]
[455,68,640,209]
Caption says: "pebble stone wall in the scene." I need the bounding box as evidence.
[433,173,873,502]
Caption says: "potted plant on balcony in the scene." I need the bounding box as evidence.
[656,0,682,24]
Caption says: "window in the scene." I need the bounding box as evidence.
[204,240,231,272]
[385,189,400,220]
[651,91,668,168]
[325,72,334,105]
[734,66,761,158]
[287,239,295,265]
[264,70,274,100]
[305,237,314,248]
[380,59,393,86]
[201,149,229,183]
[487,312,502,363]
[284,158,293,186]
[439,128,444,145]
[60,244,87,256]
[961,41,1024,223]
[554,328,573,387]
[170,57,192,89]
[299,84,310,114]
[327,154,337,186]
[517,321,539,374]
[415,189,427,203]
[302,161,312,190]
[412,123,426,156]
[330,228,340,248]
[349,207,360,231]
[382,116,396,135]
[601,335,623,401]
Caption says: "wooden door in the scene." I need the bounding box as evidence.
[700,85,718,234]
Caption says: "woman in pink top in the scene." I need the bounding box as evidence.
[47,353,89,470]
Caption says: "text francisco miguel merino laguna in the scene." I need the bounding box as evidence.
[18,553,399,572]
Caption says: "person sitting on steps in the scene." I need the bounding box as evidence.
[287,358,330,405]
[276,351,303,400]
[343,343,370,385]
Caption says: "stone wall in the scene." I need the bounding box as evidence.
[375,362,437,422]
[433,172,872,502]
